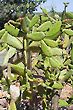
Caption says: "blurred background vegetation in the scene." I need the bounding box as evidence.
[0,0,46,29]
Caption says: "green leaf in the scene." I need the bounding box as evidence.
[45,20,61,39]
[1,31,23,49]
[27,32,45,41]
[59,99,68,107]
[40,40,52,57]
[69,64,73,69]
[66,12,73,19]
[22,16,30,28]
[63,34,69,48]
[65,70,73,80]
[28,41,40,52]
[0,43,7,51]
[0,29,5,38]
[44,38,58,47]
[29,15,39,28]
[49,56,63,68]
[63,29,73,36]
[51,47,62,56]
[11,62,24,76]
[4,23,19,37]
[10,100,17,110]
[32,26,37,32]
[52,81,63,89]
[43,81,52,89]
[44,57,51,69]
[41,40,63,57]
[59,69,73,81]
[28,41,40,48]
[22,16,30,32]
[71,47,73,62]
[41,16,48,22]
[59,69,67,81]
[37,21,52,32]
[3,46,16,66]
[20,82,30,91]
[26,69,33,76]
[41,8,48,15]
[64,59,71,66]
[32,58,38,67]
[37,54,43,61]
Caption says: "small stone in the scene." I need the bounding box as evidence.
[68,105,73,110]
[60,83,73,100]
